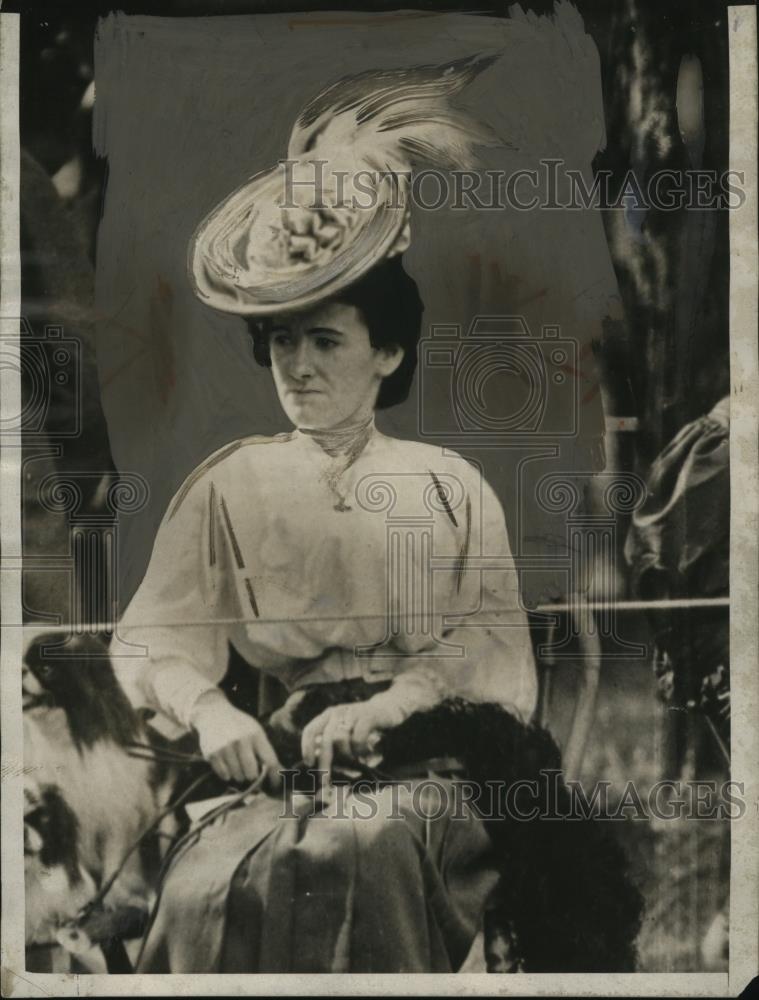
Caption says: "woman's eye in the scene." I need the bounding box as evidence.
[271,332,292,348]
[315,337,337,350]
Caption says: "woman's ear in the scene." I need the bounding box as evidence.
[375,344,404,378]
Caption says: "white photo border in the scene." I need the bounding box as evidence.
[0,6,756,996]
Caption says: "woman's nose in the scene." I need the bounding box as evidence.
[292,340,315,379]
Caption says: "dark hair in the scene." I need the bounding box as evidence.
[247,255,423,409]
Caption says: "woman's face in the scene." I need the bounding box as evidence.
[268,301,402,430]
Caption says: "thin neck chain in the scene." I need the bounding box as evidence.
[298,414,375,461]
[299,415,375,512]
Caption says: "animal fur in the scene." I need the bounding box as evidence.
[23,632,142,748]
[24,781,98,947]
[267,687,644,973]
[23,633,174,950]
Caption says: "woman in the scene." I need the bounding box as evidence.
[113,48,642,974]
[116,252,537,972]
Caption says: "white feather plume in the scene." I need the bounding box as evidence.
[288,53,502,174]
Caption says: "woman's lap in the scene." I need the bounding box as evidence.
[138,777,498,973]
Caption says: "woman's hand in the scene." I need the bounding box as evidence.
[301,694,406,777]
[190,689,281,786]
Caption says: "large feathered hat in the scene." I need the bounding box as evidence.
[189,55,499,315]
[189,2,605,316]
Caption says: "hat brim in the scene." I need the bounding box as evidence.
[188,164,408,317]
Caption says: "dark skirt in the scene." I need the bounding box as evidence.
[137,775,499,973]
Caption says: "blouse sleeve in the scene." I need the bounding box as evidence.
[110,474,232,737]
[384,470,538,723]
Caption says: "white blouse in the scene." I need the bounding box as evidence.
[112,425,538,737]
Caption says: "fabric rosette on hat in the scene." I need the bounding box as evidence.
[188,55,499,316]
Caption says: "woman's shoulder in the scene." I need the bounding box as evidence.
[167,432,297,518]
[371,435,502,525]
[374,434,487,485]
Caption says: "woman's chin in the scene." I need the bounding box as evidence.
[284,398,318,417]
[285,402,333,430]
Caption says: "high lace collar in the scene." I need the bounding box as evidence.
[297,414,375,461]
